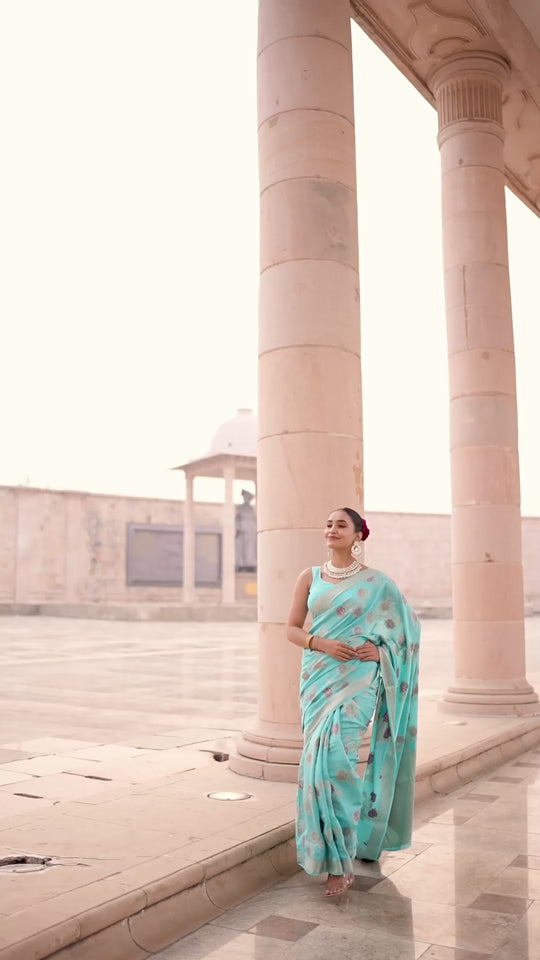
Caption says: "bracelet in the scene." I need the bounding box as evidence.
[307,634,316,650]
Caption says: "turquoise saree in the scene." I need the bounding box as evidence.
[296,566,420,876]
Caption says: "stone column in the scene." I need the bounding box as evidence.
[229,0,363,781]
[432,53,538,714]
[222,462,236,604]
[183,473,195,604]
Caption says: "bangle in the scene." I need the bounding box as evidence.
[307,634,315,650]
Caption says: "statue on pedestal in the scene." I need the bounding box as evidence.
[235,489,257,572]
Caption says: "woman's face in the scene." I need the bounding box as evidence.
[325,510,359,551]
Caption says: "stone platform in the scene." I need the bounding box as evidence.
[0,616,539,959]
[157,744,540,960]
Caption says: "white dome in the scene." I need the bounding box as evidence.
[208,408,257,457]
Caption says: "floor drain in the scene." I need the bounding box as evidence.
[0,856,53,874]
[197,750,230,762]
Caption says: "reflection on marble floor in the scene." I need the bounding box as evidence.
[2,616,539,745]
[157,747,540,960]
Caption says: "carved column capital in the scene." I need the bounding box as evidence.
[430,52,510,145]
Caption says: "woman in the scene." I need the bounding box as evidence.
[286,507,420,898]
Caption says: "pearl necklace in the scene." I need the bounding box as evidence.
[322,558,364,580]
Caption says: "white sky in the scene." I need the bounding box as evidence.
[1,1,539,515]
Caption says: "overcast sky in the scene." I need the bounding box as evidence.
[1,1,539,515]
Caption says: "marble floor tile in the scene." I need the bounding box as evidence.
[1,738,100,755]
[462,793,498,803]
[248,915,318,941]
[490,763,537,778]
[292,926,431,960]
[350,874,384,891]
[413,821,540,857]
[0,794,54,818]
[0,812,186,859]
[418,948,490,960]
[206,882,520,954]
[491,899,540,960]
[155,927,285,960]
[64,744,153,762]
[0,772,125,802]
[368,842,515,907]
[415,798,492,824]
[0,857,142,914]
[461,779,539,799]
[429,814,475,826]
[0,755,103,777]
[510,854,540,870]
[138,729,240,747]
[486,865,540,899]
[412,823,470,846]
[47,791,209,835]
[462,801,540,836]
[464,828,540,858]
[488,776,526,784]
[0,750,39,764]
[0,771,34,786]
[468,893,530,917]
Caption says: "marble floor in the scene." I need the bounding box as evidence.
[156,747,540,960]
[1,615,539,744]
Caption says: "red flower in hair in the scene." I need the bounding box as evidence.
[361,518,370,541]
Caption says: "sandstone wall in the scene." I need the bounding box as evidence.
[0,486,538,613]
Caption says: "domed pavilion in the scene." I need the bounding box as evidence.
[173,409,257,605]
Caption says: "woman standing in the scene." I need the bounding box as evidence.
[286,508,420,898]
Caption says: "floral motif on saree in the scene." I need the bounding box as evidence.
[296,566,420,876]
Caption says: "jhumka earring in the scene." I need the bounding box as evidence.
[351,541,362,558]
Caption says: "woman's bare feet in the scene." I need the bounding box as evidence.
[324,873,354,897]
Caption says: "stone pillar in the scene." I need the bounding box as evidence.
[432,53,538,715]
[229,0,363,781]
[222,462,236,604]
[183,473,195,604]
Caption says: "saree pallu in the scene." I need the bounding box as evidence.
[296,566,420,876]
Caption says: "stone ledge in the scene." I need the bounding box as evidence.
[0,603,257,622]
[0,828,297,960]
[414,714,540,801]
[2,716,540,960]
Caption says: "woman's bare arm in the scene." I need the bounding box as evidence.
[286,569,357,661]
[286,569,313,649]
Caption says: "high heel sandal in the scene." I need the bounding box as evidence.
[324,873,354,898]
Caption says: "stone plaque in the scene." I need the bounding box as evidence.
[126,524,222,587]
[126,524,183,586]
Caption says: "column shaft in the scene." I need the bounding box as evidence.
[183,474,195,604]
[432,53,538,714]
[230,0,363,780]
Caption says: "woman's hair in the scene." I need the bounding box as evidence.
[339,507,370,542]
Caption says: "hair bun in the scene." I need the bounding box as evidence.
[361,518,370,542]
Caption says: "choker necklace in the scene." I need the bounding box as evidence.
[323,558,364,580]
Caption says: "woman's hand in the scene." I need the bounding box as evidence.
[317,638,358,661]
[354,640,380,662]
